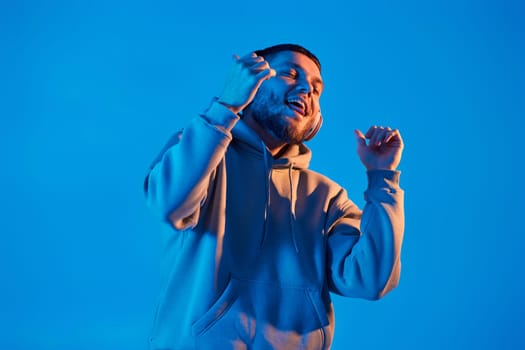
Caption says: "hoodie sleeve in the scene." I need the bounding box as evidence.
[325,169,404,300]
[144,99,240,230]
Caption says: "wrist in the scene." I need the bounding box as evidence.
[366,169,401,189]
[201,97,241,131]
[216,97,242,115]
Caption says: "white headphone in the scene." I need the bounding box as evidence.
[303,111,323,141]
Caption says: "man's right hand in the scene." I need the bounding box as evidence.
[217,52,276,114]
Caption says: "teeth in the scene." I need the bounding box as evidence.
[288,98,305,109]
[287,97,306,112]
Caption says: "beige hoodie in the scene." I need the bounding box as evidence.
[145,99,405,350]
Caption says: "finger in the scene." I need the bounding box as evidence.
[233,54,241,61]
[255,67,276,81]
[249,56,265,65]
[365,125,377,139]
[385,129,404,147]
[370,127,385,147]
[238,52,261,64]
[384,129,397,144]
[250,60,271,71]
[354,129,367,147]
[377,128,390,147]
[396,129,404,147]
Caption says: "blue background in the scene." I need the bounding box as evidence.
[2,0,524,349]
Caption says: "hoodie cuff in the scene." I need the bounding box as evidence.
[201,97,240,132]
[366,169,401,192]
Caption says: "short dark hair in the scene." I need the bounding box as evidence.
[254,43,321,72]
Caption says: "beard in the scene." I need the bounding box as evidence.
[247,91,315,144]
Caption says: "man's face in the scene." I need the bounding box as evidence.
[246,50,324,144]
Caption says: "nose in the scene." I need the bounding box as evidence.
[296,79,312,95]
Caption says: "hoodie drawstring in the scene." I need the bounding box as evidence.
[288,164,299,253]
[260,142,270,248]
[260,144,300,253]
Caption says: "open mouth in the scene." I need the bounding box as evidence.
[286,97,308,116]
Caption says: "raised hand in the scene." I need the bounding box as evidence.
[218,52,276,114]
[354,126,404,171]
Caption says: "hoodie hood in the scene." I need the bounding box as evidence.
[231,119,312,253]
[231,119,312,170]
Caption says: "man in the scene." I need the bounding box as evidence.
[144,43,404,350]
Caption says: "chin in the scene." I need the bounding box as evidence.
[281,126,307,144]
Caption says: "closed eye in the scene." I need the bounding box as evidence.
[281,69,298,78]
[312,80,323,95]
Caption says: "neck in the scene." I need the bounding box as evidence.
[243,114,288,157]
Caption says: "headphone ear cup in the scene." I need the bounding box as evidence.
[303,112,323,141]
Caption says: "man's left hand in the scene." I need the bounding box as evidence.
[354,126,404,171]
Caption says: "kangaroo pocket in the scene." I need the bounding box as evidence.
[192,278,330,348]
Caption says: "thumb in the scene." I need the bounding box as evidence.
[354,129,366,147]
[232,54,241,61]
